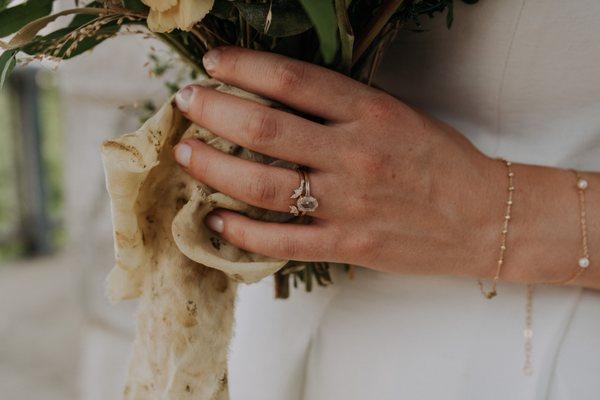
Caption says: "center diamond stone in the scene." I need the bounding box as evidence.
[297,196,318,212]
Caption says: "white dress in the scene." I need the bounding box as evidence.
[228,1,600,399]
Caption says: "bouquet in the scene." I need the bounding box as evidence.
[0,0,477,398]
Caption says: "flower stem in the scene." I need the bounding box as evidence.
[155,32,205,75]
[352,0,405,66]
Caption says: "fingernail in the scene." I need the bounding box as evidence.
[205,213,224,233]
[174,143,192,167]
[203,48,222,73]
[175,85,194,112]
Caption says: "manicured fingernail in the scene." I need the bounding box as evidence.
[203,48,222,73]
[206,213,224,233]
[174,143,192,167]
[175,85,194,112]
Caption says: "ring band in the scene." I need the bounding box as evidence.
[289,168,319,216]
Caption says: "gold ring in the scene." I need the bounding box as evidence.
[289,168,319,216]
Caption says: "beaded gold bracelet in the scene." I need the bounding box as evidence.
[551,171,591,285]
[478,159,515,299]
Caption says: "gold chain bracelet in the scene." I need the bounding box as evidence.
[522,171,591,375]
[478,159,515,299]
[550,171,591,285]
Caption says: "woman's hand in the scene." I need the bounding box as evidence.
[173,46,600,288]
[172,46,502,279]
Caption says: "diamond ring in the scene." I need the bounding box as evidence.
[289,169,319,216]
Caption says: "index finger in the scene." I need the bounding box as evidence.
[202,46,372,122]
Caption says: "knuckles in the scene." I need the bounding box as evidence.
[226,220,249,249]
[246,173,280,206]
[243,107,280,147]
[188,144,212,179]
[272,60,307,94]
[337,230,380,262]
[273,234,300,259]
[359,93,397,120]
[189,87,210,122]
[215,46,242,76]
[342,146,391,184]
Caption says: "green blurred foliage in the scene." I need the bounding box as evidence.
[0,74,64,262]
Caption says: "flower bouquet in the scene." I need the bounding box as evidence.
[0,0,476,398]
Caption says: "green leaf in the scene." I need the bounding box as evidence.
[22,19,123,59]
[0,0,54,38]
[0,0,11,11]
[297,0,338,63]
[335,0,353,72]
[446,2,454,28]
[8,7,109,48]
[69,1,103,26]
[64,24,121,58]
[234,0,313,37]
[0,49,16,89]
[211,0,236,20]
[69,12,100,28]
[122,0,149,12]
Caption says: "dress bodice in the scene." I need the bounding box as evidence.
[229,2,600,399]
[376,0,600,171]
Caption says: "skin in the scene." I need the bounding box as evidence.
[173,46,600,291]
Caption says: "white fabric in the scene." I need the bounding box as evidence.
[229,1,600,399]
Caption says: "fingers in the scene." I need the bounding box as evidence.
[174,138,330,217]
[175,85,339,169]
[205,210,333,261]
[201,46,374,122]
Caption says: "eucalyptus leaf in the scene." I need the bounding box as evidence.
[234,0,313,37]
[0,0,54,37]
[0,49,16,89]
[297,0,338,63]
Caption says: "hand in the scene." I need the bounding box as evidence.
[171,46,507,279]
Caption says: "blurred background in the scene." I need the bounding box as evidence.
[0,35,173,399]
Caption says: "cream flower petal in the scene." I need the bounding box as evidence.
[147,8,179,33]
[141,0,177,12]
[146,0,214,33]
[175,0,213,31]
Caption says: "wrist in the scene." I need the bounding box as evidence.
[510,164,600,288]
[459,154,509,280]
[472,161,598,287]
[504,164,577,283]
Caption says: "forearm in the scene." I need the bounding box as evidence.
[476,161,600,290]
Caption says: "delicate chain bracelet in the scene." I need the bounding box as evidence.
[477,166,592,376]
[522,171,591,376]
[478,159,515,299]
[550,171,591,285]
